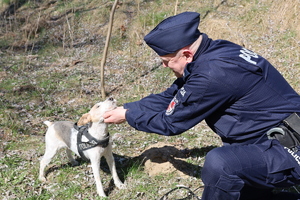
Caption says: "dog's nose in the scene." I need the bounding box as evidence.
[108,97,114,101]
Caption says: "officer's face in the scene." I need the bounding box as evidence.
[161,50,193,78]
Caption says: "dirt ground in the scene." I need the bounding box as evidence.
[139,142,192,177]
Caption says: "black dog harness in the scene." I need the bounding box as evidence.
[74,123,110,162]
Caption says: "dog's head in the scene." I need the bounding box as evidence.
[77,97,117,126]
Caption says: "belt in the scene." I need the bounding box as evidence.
[267,113,300,152]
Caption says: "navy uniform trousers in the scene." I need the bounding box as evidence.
[201,139,300,200]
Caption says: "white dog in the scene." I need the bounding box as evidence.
[39,97,125,197]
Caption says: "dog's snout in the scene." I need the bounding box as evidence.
[108,97,114,101]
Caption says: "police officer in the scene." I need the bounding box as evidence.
[103,12,300,200]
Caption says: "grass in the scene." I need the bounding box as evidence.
[1,0,300,199]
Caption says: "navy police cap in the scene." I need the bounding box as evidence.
[144,12,201,56]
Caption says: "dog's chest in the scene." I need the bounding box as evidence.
[70,127,109,158]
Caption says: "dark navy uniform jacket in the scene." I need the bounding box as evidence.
[124,34,300,145]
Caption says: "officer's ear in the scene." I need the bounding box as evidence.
[182,50,194,63]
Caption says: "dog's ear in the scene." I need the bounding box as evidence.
[77,113,92,126]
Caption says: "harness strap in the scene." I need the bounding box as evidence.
[74,123,110,162]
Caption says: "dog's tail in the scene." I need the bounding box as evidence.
[43,120,53,127]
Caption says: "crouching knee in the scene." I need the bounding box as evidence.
[201,147,241,185]
[201,147,244,199]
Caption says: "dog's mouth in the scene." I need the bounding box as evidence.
[106,103,117,112]
[109,105,117,111]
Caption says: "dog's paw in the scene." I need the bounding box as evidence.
[116,182,126,189]
[97,191,107,198]
[38,176,47,182]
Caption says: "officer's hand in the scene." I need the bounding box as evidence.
[103,107,127,124]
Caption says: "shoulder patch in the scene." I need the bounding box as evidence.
[166,96,178,116]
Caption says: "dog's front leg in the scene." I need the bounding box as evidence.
[104,147,125,189]
[90,156,107,197]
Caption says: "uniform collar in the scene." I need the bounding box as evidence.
[182,33,211,82]
[193,33,210,60]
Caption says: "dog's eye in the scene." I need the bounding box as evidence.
[95,102,102,108]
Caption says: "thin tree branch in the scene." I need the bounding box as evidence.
[100,0,119,99]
